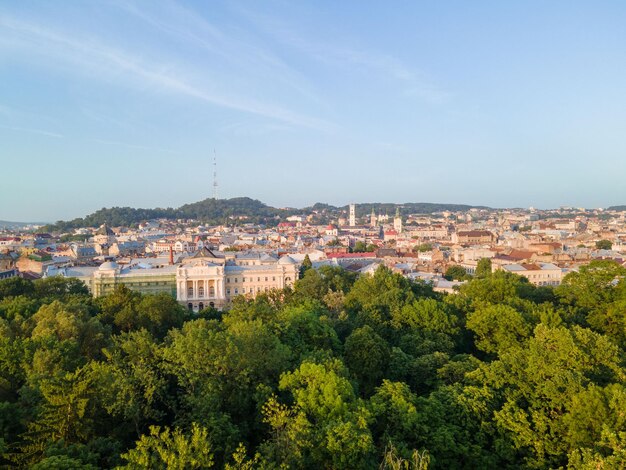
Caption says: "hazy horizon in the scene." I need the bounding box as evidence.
[2,195,622,225]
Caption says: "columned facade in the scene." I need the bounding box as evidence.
[90,254,300,313]
[177,262,226,311]
[176,256,299,312]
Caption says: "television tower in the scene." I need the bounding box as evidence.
[212,150,219,200]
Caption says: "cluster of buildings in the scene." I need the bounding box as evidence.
[3,203,626,306]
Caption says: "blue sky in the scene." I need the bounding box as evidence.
[2,1,626,221]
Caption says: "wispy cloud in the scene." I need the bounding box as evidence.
[92,138,176,154]
[0,124,64,138]
[113,0,328,109]
[237,5,451,104]
[0,15,334,131]
[217,120,293,137]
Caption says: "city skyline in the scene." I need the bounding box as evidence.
[2,1,626,221]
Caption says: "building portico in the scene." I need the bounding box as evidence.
[177,261,227,310]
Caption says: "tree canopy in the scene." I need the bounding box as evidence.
[1,263,626,468]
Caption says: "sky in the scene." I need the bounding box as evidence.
[2,1,626,222]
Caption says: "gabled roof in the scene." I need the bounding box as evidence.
[190,246,219,259]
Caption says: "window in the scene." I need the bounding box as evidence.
[257,277,260,282]
[272,276,275,281]
[234,288,238,294]
[265,277,268,282]
[234,278,238,283]
[227,278,230,283]
[226,288,231,295]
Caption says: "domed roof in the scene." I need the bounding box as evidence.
[278,255,297,265]
[99,261,119,271]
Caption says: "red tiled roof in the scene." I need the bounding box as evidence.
[458,230,492,237]
[521,263,541,270]
[326,252,377,259]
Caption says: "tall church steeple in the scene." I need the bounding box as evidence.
[393,208,403,234]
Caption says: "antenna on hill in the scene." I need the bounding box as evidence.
[212,149,219,200]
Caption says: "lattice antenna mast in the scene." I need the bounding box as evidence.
[212,150,219,200]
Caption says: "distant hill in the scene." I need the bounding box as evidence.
[607,205,626,211]
[43,197,492,232]
[307,202,491,217]
[43,197,280,232]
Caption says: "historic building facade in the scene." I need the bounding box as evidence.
[91,261,177,298]
[176,251,299,311]
[90,249,299,311]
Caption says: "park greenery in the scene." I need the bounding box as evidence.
[1,260,626,468]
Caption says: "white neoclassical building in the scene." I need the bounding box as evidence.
[85,247,299,312]
[176,248,299,311]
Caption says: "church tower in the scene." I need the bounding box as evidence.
[393,208,403,234]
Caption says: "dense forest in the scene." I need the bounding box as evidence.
[1,261,626,468]
[43,198,490,232]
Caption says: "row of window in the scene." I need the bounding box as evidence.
[226,286,273,295]
[227,276,276,283]
[129,281,170,287]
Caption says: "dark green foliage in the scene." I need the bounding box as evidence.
[353,241,376,253]
[1,261,626,469]
[443,265,470,281]
[475,257,492,278]
[0,277,35,300]
[299,254,313,277]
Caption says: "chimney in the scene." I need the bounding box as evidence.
[169,245,174,265]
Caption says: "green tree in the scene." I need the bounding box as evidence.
[265,359,374,469]
[557,260,626,314]
[0,277,35,300]
[120,423,214,469]
[90,330,168,439]
[477,324,626,468]
[300,255,313,277]
[345,265,434,337]
[443,265,469,281]
[595,239,613,250]
[17,368,95,466]
[344,325,390,396]
[34,277,89,301]
[369,380,420,456]
[292,269,328,303]
[475,258,492,278]
[466,304,533,355]
[353,241,368,253]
